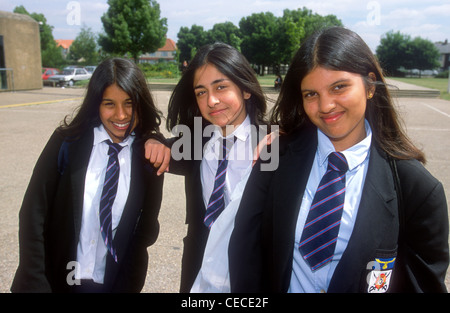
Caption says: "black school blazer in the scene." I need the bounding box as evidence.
[11,129,163,293]
[230,125,449,293]
[166,125,268,292]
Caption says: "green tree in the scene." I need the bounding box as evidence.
[239,8,342,74]
[239,12,279,75]
[68,26,99,65]
[98,0,167,62]
[277,8,342,64]
[297,7,343,39]
[377,31,440,76]
[275,10,305,65]
[177,25,208,63]
[13,5,65,68]
[177,22,242,64]
[175,7,342,72]
[376,31,411,76]
[405,37,440,77]
[207,22,242,50]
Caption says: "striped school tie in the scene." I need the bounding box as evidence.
[99,141,123,263]
[204,137,235,229]
[299,152,348,271]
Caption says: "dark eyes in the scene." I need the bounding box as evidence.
[102,101,133,107]
[303,91,317,99]
[333,84,348,91]
[302,84,349,99]
[195,85,228,97]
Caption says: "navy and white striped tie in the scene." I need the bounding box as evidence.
[299,152,348,271]
[99,141,123,263]
[204,137,235,229]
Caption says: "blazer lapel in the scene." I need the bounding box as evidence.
[113,141,146,260]
[189,134,211,225]
[103,140,149,287]
[272,127,317,292]
[328,144,398,292]
[69,131,94,239]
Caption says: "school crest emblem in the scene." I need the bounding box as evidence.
[367,257,396,293]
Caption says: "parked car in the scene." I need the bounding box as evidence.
[47,67,92,87]
[42,68,60,80]
[85,66,97,74]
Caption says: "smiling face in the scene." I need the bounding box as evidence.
[99,83,138,143]
[301,66,374,151]
[193,63,250,135]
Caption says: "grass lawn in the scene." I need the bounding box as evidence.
[389,77,450,101]
[257,75,278,86]
[78,75,449,102]
[146,77,181,84]
[145,75,279,86]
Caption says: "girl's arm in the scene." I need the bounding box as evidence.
[396,160,449,292]
[144,136,192,176]
[145,138,171,176]
[11,131,64,292]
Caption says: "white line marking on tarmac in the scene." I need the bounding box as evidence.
[420,102,450,118]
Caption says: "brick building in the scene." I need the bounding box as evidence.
[139,38,177,64]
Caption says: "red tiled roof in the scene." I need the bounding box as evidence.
[159,38,177,51]
[55,39,74,49]
[54,38,176,52]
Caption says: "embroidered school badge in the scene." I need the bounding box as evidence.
[367,257,396,293]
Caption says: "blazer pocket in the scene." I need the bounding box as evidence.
[366,247,397,293]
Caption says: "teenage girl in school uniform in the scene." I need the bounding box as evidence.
[145,43,271,292]
[233,27,449,293]
[11,58,164,293]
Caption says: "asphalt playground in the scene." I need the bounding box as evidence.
[0,81,449,293]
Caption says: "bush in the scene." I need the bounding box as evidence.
[435,70,449,78]
[139,62,180,79]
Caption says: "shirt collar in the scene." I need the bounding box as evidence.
[93,124,135,148]
[317,119,372,171]
[210,114,251,144]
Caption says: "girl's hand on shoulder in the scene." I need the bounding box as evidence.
[145,138,171,176]
[252,129,280,167]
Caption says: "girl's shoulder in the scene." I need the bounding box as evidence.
[396,158,434,179]
[279,124,317,154]
[395,158,443,196]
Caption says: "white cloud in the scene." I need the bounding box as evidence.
[423,4,450,16]
[383,8,423,21]
[168,9,212,18]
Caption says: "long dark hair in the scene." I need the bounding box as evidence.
[58,58,162,140]
[271,27,425,163]
[166,42,267,131]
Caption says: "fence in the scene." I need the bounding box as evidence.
[253,64,290,76]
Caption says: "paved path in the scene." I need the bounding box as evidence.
[0,84,448,293]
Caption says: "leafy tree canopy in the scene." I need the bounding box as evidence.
[98,0,167,62]
[13,5,65,68]
[377,30,440,76]
[177,7,342,73]
[68,26,99,65]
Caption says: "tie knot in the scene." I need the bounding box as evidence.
[106,140,123,157]
[220,136,236,160]
[327,152,348,173]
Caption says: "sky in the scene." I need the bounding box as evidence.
[1,0,449,52]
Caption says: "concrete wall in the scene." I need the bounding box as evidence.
[0,11,42,91]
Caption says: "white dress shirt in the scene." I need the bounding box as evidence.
[75,125,134,283]
[289,120,372,293]
[191,115,254,293]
